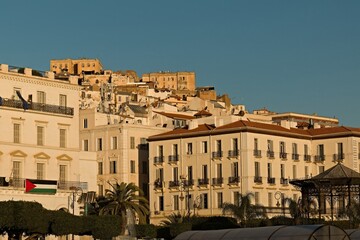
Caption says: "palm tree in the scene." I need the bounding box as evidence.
[99,182,149,235]
[284,197,302,224]
[160,212,185,226]
[222,192,267,227]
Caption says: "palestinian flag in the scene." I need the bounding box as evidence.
[25,179,57,194]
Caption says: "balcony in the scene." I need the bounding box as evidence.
[154,156,164,165]
[267,151,275,159]
[267,177,275,184]
[333,153,345,162]
[198,178,209,186]
[315,155,325,162]
[228,176,240,185]
[169,180,180,188]
[280,178,289,185]
[0,177,88,191]
[183,179,194,187]
[168,155,179,164]
[279,152,287,160]
[292,153,299,161]
[304,155,311,162]
[0,98,74,116]
[253,150,262,158]
[228,150,239,158]
[212,177,223,185]
[254,176,262,183]
[212,151,223,159]
[154,180,163,189]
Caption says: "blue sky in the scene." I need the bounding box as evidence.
[1,1,359,126]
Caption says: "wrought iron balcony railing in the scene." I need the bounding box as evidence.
[168,155,179,163]
[253,150,262,158]
[169,180,180,188]
[0,177,87,191]
[154,156,164,164]
[304,155,311,162]
[228,150,239,158]
[280,178,289,185]
[333,153,345,161]
[267,177,275,184]
[0,99,74,116]
[279,152,287,159]
[292,153,299,161]
[212,151,223,159]
[154,180,164,189]
[267,151,275,158]
[315,155,325,162]
[228,176,240,184]
[212,177,223,185]
[198,178,209,186]
[254,176,262,183]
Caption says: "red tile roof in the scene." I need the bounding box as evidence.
[148,120,360,141]
[153,111,195,120]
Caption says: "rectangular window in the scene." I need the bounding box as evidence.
[37,91,46,104]
[267,163,272,178]
[233,138,238,151]
[36,163,45,180]
[98,185,104,196]
[254,138,258,150]
[202,141,208,153]
[188,166,193,181]
[280,141,286,153]
[173,144,178,155]
[98,162,103,175]
[216,140,222,152]
[304,144,308,155]
[202,165,208,179]
[217,192,223,208]
[173,167,178,181]
[97,138,103,151]
[158,145,164,157]
[83,118,88,128]
[234,191,240,206]
[13,161,21,179]
[231,162,239,177]
[317,144,324,156]
[130,136,135,149]
[267,140,273,151]
[156,168,164,182]
[112,136,118,150]
[280,164,285,178]
[59,165,67,183]
[216,163,222,178]
[305,166,309,178]
[292,143,298,154]
[37,126,44,146]
[173,195,179,211]
[83,139,89,151]
[130,160,136,173]
[13,123,20,143]
[255,192,260,205]
[59,129,66,148]
[187,143,193,155]
[59,94,67,107]
[319,166,325,173]
[293,165,297,179]
[201,193,208,209]
[268,192,273,207]
[110,160,117,174]
[159,196,164,211]
[255,162,260,177]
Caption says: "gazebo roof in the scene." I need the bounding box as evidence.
[313,162,360,179]
[290,162,360,188]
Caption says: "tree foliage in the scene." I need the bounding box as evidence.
[222,192,267,227]
[99,182,149,234]
[0,200,121,239]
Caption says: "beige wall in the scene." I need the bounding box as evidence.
[148,121,360,224]
[142,72,196,91]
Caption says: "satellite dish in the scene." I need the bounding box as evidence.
[239,110,245,116]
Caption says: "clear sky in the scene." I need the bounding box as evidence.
[1,1,359,126]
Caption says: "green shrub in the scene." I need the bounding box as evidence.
[170,223,192,238]
[135,224,157,238]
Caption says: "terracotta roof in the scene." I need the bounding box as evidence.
[153,111,195,120]
[149,124,215,139]
[194,109,212,117]
[148,119,360,141]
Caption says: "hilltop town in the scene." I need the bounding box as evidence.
[0,58,359,228]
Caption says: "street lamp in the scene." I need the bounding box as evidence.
[69,186,83,240]
[180,176,191,220]
[275,191,285,216]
